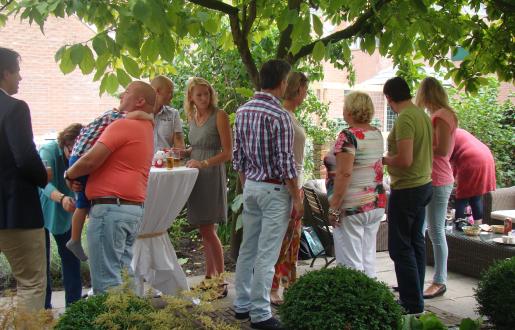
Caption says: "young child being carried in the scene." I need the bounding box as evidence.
[65,108,153,261]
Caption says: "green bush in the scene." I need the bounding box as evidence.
[54,293,108,329]
[475,257,515,329]
[449,79,515,187]
[279,266,403,330]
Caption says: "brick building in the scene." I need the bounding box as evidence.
[0,15,117,141]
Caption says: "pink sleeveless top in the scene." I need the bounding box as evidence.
[431,108,457,186]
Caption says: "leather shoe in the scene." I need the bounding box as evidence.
[251,317,285,330]
[423,284,446,299]
[235,311,250,320]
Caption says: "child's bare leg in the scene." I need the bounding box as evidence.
[66,208,89,261]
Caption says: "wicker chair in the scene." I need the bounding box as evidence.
[483,186,515,225]
[302,180,336,268]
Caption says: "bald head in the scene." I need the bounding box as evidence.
[150,75,174,110]
[119,81,156,114]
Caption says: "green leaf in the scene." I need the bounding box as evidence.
[0,14,7,28]
[122,55,141,78]
[277,9,290,32]
[361,35,376,55]
[69,44,84,65]
[203,18,219,34]
[141,38,159,62]
[79,47,95,74]
[187,22,201,37]
[235,214,243,232]
[116,68,132,87]
[105,73,119,94]
[230,194,243,213]
[94,53,110,81]
[312,41,325,61]
[312,14,323,36]
[159,35,175,62]
[54,45,67,62]
[235,87,254,98]
[92,35,108,56]
[59,49,76,74]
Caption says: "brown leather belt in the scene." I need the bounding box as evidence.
[90,198,143,207]
[262,178,285,185]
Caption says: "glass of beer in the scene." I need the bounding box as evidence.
[166,156,174,169]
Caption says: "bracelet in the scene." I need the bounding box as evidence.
[328,208,341,217]
[201,160,209,168]
[59,194,66,204]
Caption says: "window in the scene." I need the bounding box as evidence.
[385,104,397,132]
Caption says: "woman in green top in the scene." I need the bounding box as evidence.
[39,123,83,309]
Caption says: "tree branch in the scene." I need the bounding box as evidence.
[187,0,238,16]
[290,0,392,63]
[276,0,302,59]
[229,14,259,89]
[242,0,256,36]
[188,0,259,88]
[0,0,14,12]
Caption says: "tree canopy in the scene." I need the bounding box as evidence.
[1,0,513,93]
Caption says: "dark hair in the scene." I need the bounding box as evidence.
[259,59,291,90]
[57,123,83,149]
[383,77,412,102]
[0,47,20,80]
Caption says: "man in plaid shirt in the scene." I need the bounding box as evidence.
[66,107,152,261]
[232,59,303,330]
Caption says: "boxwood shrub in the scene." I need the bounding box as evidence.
[475,257,515,329]
[279,266,402,330]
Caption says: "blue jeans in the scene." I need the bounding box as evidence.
[87,204,143,294]
[424,184,452,284]
[388,182,432,314]
[455,195,483,221]
[45,228,82,309]
[234,181,291,323]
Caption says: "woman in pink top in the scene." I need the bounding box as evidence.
[451,128,496,222]
[416,77,458,299]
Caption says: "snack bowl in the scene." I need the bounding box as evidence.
[491,225,505,234]
[463,225,481,236]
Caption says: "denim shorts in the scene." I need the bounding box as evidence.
[69,155,90,209]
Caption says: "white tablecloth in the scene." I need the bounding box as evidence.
[131,166,198,296]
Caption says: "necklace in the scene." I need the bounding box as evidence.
[195,110,211,127]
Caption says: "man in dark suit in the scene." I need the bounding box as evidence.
[0,47,49,311]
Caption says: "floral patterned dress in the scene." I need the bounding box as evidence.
[324,127,386,216]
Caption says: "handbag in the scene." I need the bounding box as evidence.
[299,226,325,259]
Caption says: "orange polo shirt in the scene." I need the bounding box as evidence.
[86,118,154,202]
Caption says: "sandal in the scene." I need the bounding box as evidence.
[217,283,228,299]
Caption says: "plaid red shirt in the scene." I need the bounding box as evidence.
[233,92,297,181]
[71,109,125,157]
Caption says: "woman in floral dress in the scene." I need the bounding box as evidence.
[324,91,386,277]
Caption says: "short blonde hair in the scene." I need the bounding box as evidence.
[183,77,218,121]
[344,91,374,124]
[151,75,174,94]
[284,72,308,100]
[416,77,451,111]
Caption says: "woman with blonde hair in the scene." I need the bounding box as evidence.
[325,91,386,278]
[270,72,308,306]
[416,77,458,299]
[183,77,232,297]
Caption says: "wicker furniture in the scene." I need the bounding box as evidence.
[483,186,515,225]
[302,180,389,268]
[426,230,515,278]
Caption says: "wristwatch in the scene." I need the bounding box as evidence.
[63,170,72,181]
[328,208,341,217]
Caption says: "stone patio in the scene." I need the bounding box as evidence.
[7,251,481,328]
